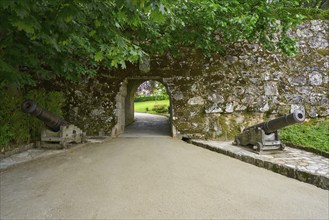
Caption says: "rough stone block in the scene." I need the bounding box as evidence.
[285,94,304,104]
[139,55,150,73]
[290,104,305,114]
[207,94,224,104]
[188,96,205,105]
[306,93,322,105]
[225,55,238,64]
[264,82,279,96]
[172,91,184,100]
[259,103,270,112]
[309,71,323,85]
[225,103,234,113]
[296,86,311,95]
[205,105,223,114]
[288,76,306,86]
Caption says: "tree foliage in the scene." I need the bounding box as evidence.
[136,80,167,96]
[0,0,316,86]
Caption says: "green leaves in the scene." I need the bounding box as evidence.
[0,0,145,85]
[0,0,315,86]
[94,51,104,62]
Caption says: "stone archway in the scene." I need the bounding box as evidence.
[124,78,174,136]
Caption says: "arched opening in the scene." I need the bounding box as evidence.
[123,79,173,137]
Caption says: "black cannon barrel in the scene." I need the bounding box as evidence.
[22,100,68,132]
[245,110,305,134]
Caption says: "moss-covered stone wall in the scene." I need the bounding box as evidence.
[61,21,329,139]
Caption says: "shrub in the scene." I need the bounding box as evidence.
[134,95,169,102]
[152,104,168,113]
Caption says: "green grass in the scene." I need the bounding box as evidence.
[134,99,170,116]
[280,119,329,153]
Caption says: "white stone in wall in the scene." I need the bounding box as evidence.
[235,105,247,111]
[225,103,234,113]
[207,94,224,104]
[309,71,323,85]
[264,82,279,96]
[173,91,184,100]
[91,108,105,116]
[105,117,113,122]
[296,86,312,95]
[310,20,323,31]
[310,36,329,48]
[324,61,329,69]
[205,105,223,114]
[190,112,198,117]
[296,28,314,38]
[188,96,205,105]
[191,83,198,93]
[262,71,271,81]
[288,76,307,86]
[259,103,269,112]
[257,57,265,64]
[239,55,249,60]
[290,104,305,114]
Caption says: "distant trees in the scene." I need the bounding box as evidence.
[136,80,168,98]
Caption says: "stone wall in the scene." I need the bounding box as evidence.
[159,20,328,139]
[61,75,124,135]
[61,20,328,139]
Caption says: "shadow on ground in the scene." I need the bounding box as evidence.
[121,112,171,138]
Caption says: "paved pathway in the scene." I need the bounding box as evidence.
[121,112,171,137]
[0,114,328,219]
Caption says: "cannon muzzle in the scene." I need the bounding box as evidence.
[245,110,305,134]
[22,100,68,132]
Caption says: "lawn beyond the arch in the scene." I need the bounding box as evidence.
[134,99,170,115]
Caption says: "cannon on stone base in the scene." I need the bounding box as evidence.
[22,100,84,149]
[233,110,305,152]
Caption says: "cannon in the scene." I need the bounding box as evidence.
[22,100,84,149]
[233,110,305,152]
